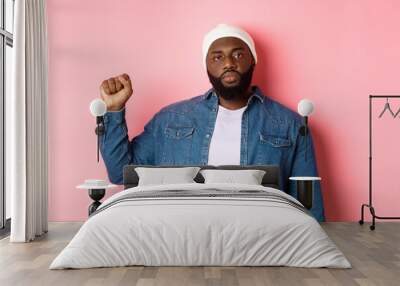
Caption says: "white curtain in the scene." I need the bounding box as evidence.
[8,0,48,242]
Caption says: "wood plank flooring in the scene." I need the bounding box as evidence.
[0,222,399,286]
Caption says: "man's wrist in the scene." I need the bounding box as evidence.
[107,105,125,112]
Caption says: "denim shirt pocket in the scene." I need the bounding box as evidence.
[255,131,292,164]
[162,126,195,164]
[259,132,292,148]
[165,126,195,139]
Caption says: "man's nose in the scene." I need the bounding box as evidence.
[223,56,237,70]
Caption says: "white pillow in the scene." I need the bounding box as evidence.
[200,169,266,185]
[135,167,201,186]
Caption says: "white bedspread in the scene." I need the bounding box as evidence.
[50,183,351,269]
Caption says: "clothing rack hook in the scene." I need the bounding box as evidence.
[378,97,396,118]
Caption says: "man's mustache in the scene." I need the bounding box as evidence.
[221,70,241,79]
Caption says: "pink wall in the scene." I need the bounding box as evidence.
[46,0,400,222]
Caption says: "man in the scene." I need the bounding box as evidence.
[99,24,325,221]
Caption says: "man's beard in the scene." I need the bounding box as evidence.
[207,64,255,101]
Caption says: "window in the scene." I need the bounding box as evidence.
[0,0,14,236]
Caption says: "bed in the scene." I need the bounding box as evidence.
[49,165,351,269]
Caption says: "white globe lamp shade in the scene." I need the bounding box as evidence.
[297,99,314,117]
[90,99,107,117]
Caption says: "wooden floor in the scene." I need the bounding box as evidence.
[0,222,399,286]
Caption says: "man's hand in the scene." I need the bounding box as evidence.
[100,73,133,111]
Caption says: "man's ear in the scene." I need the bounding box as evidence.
[251,54,256,66]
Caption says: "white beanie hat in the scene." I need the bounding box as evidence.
[202,24,257,70]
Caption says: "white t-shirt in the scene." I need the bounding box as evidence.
[207,104,247,165]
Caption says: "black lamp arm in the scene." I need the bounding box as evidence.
[298,116,309,162]
[95,116,105,162]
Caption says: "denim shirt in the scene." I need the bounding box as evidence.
[100,86,325,221]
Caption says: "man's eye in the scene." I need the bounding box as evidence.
[213,55,223,62]
[234,53,243,59]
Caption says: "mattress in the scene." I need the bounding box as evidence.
[50,183,351,269]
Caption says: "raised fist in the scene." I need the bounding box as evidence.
[100,73,133,111]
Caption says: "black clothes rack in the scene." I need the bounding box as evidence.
[359,95,400,230]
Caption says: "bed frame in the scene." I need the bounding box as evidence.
[123,165,281,190]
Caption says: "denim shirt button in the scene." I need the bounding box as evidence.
[206,134,210,138]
